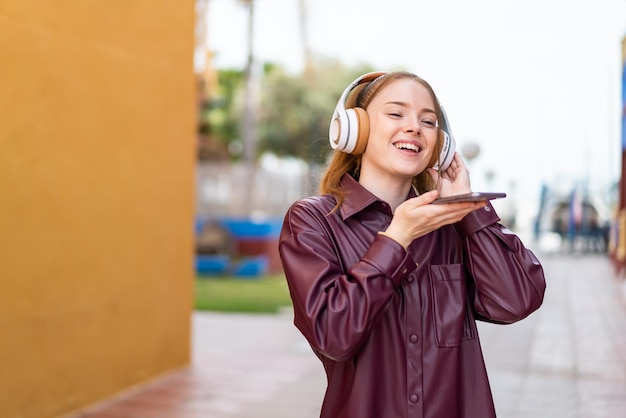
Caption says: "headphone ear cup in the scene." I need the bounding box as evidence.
[432,129,456,170]
[433,105,456,170]
[340,107,369,154]
[329,109,347,151]
[349,107,369,154]
[329,71,385,154]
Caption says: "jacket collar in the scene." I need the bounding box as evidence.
[337,173,418,220]
[338,174,378,220]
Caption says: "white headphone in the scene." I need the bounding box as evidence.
[328,71,456,170]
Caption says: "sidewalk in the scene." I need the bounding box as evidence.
[70,251,626,418]
[479,251,626,418]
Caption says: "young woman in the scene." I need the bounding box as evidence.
[278,71,546,418]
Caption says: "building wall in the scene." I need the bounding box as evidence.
[0,2,195,417]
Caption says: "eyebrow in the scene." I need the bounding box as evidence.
[385,101,437,114]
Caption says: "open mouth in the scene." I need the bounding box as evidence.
[394,142,421,153]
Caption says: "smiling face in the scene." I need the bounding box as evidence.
[359,78,439,188]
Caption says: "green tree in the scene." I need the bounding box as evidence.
[257,60,375,164]
[204,60,379,163]
[199,69,246,161]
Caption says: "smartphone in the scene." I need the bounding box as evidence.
[432,192,506,204]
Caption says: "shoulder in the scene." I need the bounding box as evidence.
[288,194,336,219]
[282,195,337,233]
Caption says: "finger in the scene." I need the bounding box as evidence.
[415,190,439,205]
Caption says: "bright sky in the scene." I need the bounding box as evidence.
[203,0,626,213]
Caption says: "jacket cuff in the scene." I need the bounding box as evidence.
[454,202,501,237]
[362,234,417,286]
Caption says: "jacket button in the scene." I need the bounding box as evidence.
[409,394,419,403]
[406,276,413,282]
[409,334,418,343]
[402,268,408,274]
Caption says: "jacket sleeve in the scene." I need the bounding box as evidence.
[455,202,546,324]
[279,200,417,362]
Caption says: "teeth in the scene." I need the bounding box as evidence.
[395,142,419,152]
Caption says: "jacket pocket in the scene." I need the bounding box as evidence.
[429,264,474,347]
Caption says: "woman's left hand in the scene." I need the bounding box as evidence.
[426,152,472,197]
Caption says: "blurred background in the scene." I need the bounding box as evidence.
[195,0,626,267]
[1,0,626,417]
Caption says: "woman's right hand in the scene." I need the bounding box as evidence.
[382,190,485,249]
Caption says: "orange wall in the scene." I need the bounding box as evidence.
[0,2,195,417]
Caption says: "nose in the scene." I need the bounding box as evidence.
[404,117,420,135]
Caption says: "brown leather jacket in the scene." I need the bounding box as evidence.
[279,174,546,418]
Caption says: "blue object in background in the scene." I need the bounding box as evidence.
[220,218,282,239]
[194,217,280,277]
[195,255,269,278]
[232,256,269,278]
[196,255,230,275]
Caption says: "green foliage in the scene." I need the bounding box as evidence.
[194,275,293,313]
[204,59,379,163]
[202,69,246,157]
[257,61,376,164]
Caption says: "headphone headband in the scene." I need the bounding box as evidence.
[337,71,387,111]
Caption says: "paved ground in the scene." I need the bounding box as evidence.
[479,251,626,418]
[70,249,626,418]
